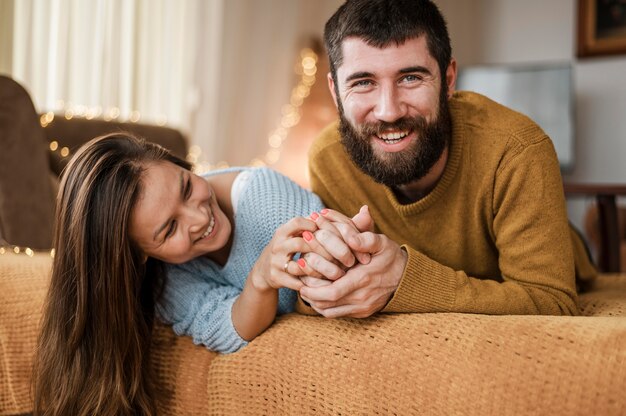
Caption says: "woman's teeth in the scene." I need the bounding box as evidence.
[200,215,215,239]
[378,131,409,144]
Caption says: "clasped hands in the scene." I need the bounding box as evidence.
[263,206,408,319]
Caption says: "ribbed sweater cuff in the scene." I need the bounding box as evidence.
[383,245,457,313]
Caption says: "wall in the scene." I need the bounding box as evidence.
[436,0,626,232]
[0,0,14,74]
[191,0,343,167]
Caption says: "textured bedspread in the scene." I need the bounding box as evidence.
[2,253,625,415]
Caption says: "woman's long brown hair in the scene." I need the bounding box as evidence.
[33,133,191,416]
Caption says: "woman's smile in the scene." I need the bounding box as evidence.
[198,214,216,240]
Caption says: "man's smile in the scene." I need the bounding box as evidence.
[373,129,415,152]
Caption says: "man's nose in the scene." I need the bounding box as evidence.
[373,85,407,122]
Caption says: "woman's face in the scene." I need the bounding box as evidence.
[128,161,231,264]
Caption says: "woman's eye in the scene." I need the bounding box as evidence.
[184,178,192,200]
[165,221,176,239]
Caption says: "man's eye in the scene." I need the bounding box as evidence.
[401,74,422,83]
[351,79,373,88]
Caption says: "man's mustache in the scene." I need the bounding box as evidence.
[356,116,427,137]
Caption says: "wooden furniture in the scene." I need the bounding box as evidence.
[564,183,626,273]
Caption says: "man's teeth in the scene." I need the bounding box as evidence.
[200,215,215,239]
[378,131,409,143]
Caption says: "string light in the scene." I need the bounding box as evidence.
[41,106,168,160]
[36,46,319,176]
[0,243,54,258]
[130,110,141,123]
[9,47,319,260]
[42,104,163,126]
[6,52,319,257]
[192,46,319,174]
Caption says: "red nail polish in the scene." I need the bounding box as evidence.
[310,212,319,220]
[297,258,306,268]
[321,208,329,215]
[303,231,313,241]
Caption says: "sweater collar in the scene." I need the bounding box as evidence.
[382,93,465,213]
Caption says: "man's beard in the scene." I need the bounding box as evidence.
[338,90,452,187]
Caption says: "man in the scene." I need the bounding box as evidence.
[298,0,596,318]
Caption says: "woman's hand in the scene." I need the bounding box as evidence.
[233,216,318,341]
[249,216,319,292]
[296,205,376,282]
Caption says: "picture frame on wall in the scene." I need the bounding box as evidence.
[578,0,626,57]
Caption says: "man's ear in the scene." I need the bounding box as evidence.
[446,58,458,97]
[327,72,339,109]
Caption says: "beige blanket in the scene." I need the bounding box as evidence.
[2,253,625,415]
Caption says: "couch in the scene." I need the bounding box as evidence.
[2,253,626,415]
[1,75,626,415]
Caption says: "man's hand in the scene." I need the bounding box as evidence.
[299,231,407,318]
[294,206,374,280]
[310,206,374,266]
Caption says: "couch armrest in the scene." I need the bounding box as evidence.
[0,251,220,416]
[0,252,51,415]
[4,250,625,416]
[208,280,626,415]
[42,117,189,176]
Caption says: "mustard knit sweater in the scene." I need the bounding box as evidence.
[308,91,596,316]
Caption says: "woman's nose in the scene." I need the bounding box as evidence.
[186,206,208,233]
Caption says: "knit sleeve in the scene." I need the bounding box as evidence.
[156,262,247,354]
[238,168,325,315]
[384,137,579,315]
[156,168,325,354]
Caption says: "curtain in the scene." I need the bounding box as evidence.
[9,0,208,132]
[5,0,342,168]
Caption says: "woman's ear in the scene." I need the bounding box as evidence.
[142,254,148,264]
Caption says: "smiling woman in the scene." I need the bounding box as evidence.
[32,132,353,416]
[128,161,233,265]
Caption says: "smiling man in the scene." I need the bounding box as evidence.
[299,0,597,318]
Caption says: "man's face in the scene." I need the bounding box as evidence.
[329,36,455,186]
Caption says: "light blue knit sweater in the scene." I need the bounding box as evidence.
[156,167,324,353]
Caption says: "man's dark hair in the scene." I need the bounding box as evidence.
[324,0,452,85]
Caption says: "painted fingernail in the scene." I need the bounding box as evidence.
[303,231,313,241]
[321,208,329,215]
[297,258,306,268]
[310,212,319,220]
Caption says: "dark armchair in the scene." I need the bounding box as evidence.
[0,74,188,250]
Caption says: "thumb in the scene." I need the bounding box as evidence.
[348,231,383,253]
[351,205,374,232]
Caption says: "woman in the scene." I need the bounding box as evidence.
[33,133,369,416]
